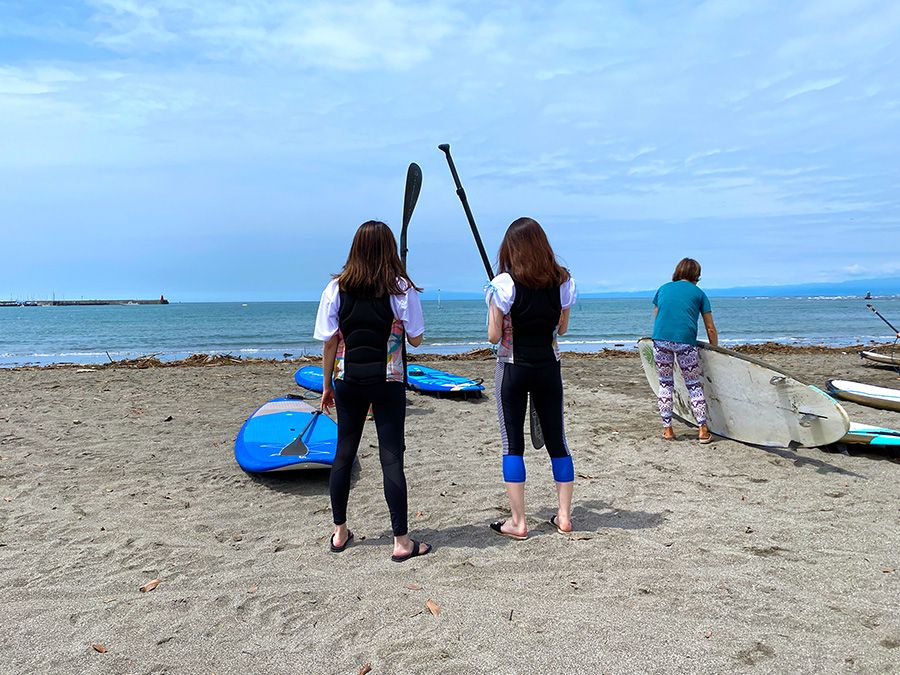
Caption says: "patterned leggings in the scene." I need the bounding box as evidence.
[653,340,708,427]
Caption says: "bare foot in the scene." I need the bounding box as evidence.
[392,536,431,559]
[490,520,528,539]
[331,525,350,549]
[550,514,572,533]
[663,427,676,440]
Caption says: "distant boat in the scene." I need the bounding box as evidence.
[864,291,873,300]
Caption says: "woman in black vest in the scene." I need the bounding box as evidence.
[486,217,577,539]
[314,220,431,562]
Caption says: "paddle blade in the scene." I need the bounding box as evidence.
[529,394,545,449]
[403,162,422,230]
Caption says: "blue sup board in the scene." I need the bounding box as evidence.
[294,365,328,392]
[235,397,337,472]
[840,422,900,447]
[294,364,484,396]
[405,364,484,395]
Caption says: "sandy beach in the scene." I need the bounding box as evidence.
[1,348,898,674]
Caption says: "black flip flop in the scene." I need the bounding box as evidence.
[549,515,572,535]
[489,521,528,540]
[391,539,432,563]
[330,530,354,553]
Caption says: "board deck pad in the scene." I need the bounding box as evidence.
[234,397,337,472]
[294,364,484,395]
[637,338,850,448]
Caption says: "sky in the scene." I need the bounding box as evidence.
[1,0,899,302]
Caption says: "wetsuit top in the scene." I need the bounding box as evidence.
[652,280,711,347]
[314,278,425,384]
[486,273,577,366]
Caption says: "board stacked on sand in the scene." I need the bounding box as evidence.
[840,422,900,447]
[405,364,484,396]
[858,350,898,367]
[294,364,484,397]
[235,397,337,472]
[637,338,850,448]
[826,380,900,412]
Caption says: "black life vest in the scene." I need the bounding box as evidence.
[338,290,394,385]
[509,281,561,367]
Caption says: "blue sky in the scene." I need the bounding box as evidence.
[1,0,899,301]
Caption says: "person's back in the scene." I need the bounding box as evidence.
[652,279,710,346]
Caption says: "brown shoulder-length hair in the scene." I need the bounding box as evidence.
[496,217,570,288]
[672,258,701,282]
[335,220,420,296]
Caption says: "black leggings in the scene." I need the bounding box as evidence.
[495,360,573,483]
[330,380,408,536]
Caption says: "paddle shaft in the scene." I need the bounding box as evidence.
[867,303,899,334]
[438,143,545,448]
[437,143,494,279]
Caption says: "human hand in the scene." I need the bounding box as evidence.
[321,384,335,413]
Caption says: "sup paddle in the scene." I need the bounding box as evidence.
[400,163,423,387]
[866,303,899,334]
[438,143,545,449]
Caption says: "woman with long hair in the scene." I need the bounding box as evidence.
[485,217,577,539]
[651,257,718,442]
[313,220,431,562]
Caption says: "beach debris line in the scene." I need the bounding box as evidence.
[139,578,162,593]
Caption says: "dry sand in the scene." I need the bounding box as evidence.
[1,348,898,674]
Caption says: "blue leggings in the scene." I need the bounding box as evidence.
[495,360,574,483]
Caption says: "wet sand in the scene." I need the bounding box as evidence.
[1,348,898,673]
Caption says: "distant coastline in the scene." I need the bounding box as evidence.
[0,296,168,307]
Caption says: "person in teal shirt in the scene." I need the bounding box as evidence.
[651,258,718,443]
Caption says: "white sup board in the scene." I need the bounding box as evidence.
[859,350,898,367]
[637,338,850,448]
[826,379,900,412]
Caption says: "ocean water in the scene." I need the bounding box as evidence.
[0,296,898,367]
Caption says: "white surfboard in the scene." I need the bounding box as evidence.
[859,350,898,367]
[637,338,850,448]
[826,379,900,412]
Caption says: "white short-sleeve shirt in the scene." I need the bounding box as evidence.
[314,278,425,341]
[313,278,425,383]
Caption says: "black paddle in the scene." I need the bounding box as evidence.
[280,410,322,456]
[400,163,423,387]
[866,303,899,334]
[438,143,545,449]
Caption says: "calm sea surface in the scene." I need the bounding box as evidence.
[1,297,898,367]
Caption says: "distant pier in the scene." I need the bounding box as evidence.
[1,295,169,307]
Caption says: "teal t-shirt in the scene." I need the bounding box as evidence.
[652,280,711,346]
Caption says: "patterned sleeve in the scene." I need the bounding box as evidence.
[560,277,577,309]
[313,279,341,341]
[394,281,425,337]
[485,273,515,314]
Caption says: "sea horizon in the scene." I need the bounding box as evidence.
[2,295,898,368]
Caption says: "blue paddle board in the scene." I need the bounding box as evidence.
[294,365,327,392]
[405,364,484,395]
[235,397,337,472]
[294,364,484,396]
